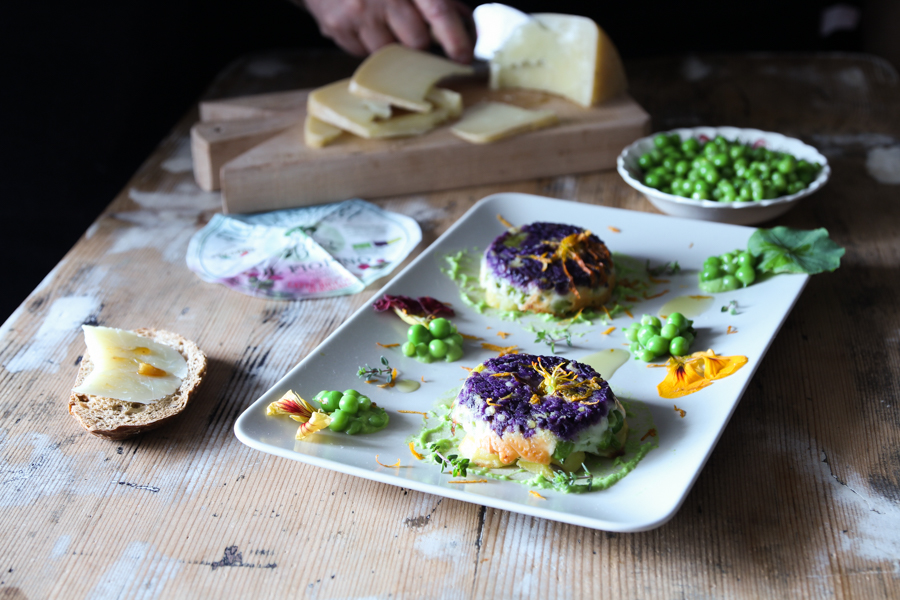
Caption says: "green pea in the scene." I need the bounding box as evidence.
[735,265,756,286]
[721,275,739,290]
[691,191,710,200]
[428,318,452,339]
[660,324,680,340]
[629,341,641,354]
[408,324,431,345]
[693,180,711,194]
[721,191,738,203]
[736,251,754,266]
[358,395,372,410]
[339,394,359,414]
[646,335,669,355]
[704,169,721,185]
[638,153,656,170]
[429,339,448,358]
[711,153,730,168]
[447,333,464,346]
[654,134,672,148]
[771,172,787,193]
[402,341,416,357]
[329,409,350,432]
[681,331,695,346]
[666,312,688,330]
[662,156,678,172]
[637,325,659,346]
[703,143,718,158]
[644,173,661,188]
[674,160,690,176]
[641,314,662,328]
[342,389,360,398]
[679,179,694,195]
[445,344,464,362]
[729,145,747,160]
[700,268,721,282]
[624,326,639,342]
[320,391,343,412]
[703,256,722,270]
[346,421,363,435]
[682,138,701,153]
[669,336,690,356]
[788,181,805,194]
[415,343,430,358]
[638,348,658,362]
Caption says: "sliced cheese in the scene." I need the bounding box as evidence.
[349,44,474,113]
[310,81,462,139]
[489,14,627,107]
[450,102,557,144]
[73,326,188,404]
[304,115,344,148]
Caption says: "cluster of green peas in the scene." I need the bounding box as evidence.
[401,317,465,363]
[313,388,389,435]
[638,133,822,202]
[624,312,696,362]
[699,250,759,293]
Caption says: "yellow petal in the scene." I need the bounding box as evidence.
[295,411,332,440]
[688,349,748,380]
[656,356,712,399]
[267,390,315,423]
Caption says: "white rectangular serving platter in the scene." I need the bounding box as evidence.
[235,193,808,532]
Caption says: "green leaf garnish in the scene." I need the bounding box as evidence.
[748,227,844,275]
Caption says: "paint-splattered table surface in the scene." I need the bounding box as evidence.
[2,51,899,599]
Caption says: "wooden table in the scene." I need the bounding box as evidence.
[2,51,899,599]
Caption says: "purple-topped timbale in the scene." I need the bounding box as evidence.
[484,222,613,296]
[456,354,615,441]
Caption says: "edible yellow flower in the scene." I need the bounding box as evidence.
[296,411,332,440]
[267,390,315,423]
[657,349,747,399]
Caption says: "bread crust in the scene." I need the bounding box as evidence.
[68,328,207,440]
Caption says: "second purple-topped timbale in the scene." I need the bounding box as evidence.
[450,353,628,471]
[479,222,616,316]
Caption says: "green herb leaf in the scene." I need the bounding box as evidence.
[748,227,844,275]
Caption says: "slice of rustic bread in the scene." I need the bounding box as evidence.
[68,328,207,440]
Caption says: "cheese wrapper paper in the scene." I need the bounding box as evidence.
[187,199,421,300]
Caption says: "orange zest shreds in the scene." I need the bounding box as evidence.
[643,290,669,300]
[296,411,332,440]
[496,331,511,339]
[490,372,514,378]
[607,226,621,233]
[481,342,519,356]
[689,295,713,300]
[409,443,424,460]
[461,366,473,372]
[529,490,548,500]
[689,242,694,248]
[674,405,686,418]
[377,368,399,389]
[646,363,667,368]
[727,325,737,335]
[398,410,429,418]
[497,214,514,229]
[267,390,316,423]
[624,308,634,319]
[530,394,542,405]
[375,455,401,468]
[421,376,426,383]
[365,379,377,384]
[448,479,488,484]
[641,428,658,441]
[460,333,483,340]
[625,296,639,302]
[486,326,492,329]
[486,398,499,406]
[376,342,400,348]
[602,327,615,335]
[648,276,670,284]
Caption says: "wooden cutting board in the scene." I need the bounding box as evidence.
[192,78,650,214]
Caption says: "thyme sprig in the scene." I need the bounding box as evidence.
[357,356,393,380]
[646,260,681,276]
[428,443,470,477]
[721,300,739,315]
[533,329,572,354]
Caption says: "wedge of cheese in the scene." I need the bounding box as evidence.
[309,80,462,139]
[304,115,344,148]
[489,14,627,107]
[349,44,474,113]
[450,102,557,144]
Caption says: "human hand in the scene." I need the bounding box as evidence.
[301,0,474,63]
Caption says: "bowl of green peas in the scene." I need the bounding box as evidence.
[617,127,830,225]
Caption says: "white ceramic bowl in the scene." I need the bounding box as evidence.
[617,126,830,225]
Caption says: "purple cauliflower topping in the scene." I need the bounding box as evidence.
[484,222,612,295]
[455,353,614,441]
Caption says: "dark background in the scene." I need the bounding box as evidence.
[0,0,883,323]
